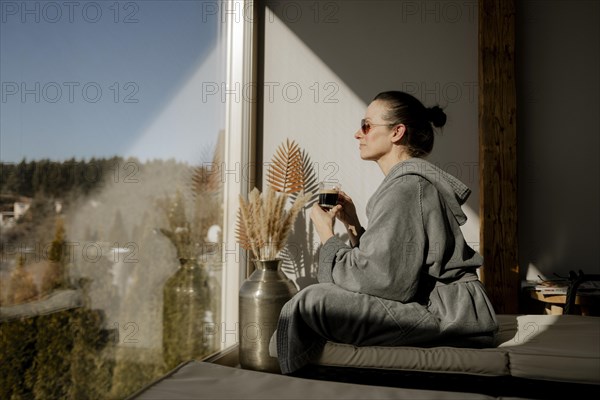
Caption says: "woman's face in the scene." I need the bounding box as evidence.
[354,100,395,161]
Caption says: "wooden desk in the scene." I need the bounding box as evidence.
[527,289,600,316]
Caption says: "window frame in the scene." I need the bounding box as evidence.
[220,0,257,351]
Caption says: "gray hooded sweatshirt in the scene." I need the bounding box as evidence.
[276,158,498,374]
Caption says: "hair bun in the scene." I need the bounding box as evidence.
[426,106,447,128]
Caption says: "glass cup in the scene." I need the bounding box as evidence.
[318,181,341,209]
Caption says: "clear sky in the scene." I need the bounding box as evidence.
[0,0,225,165]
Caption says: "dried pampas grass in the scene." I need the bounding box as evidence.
[238,187,311,260]
[236,139,314,260]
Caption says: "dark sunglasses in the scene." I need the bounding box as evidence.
[360,119,397,135]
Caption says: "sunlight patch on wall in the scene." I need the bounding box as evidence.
[263,11,481,249]
[263,11,374,228]
[461,205,481,252]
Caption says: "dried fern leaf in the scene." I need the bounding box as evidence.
[266,139,304,193]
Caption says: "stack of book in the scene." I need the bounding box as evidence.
[523,280,600,296]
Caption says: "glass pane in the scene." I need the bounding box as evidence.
[0,1,226,398]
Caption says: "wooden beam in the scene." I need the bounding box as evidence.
[478,0,519,314]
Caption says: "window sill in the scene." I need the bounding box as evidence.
[203,344,240,367]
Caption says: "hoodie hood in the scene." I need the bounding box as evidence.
[386,158,471,225]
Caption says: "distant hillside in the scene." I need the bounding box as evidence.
[0,157,126,198]
[0,157,205,254]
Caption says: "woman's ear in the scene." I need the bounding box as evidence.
[390,124,406,144]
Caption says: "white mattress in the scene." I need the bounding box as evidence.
[129,315,599,399]
[500,315,600,384]
[314,315,600,385]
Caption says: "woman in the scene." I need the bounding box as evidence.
[273,91,498,375]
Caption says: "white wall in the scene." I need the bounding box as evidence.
[261,1,480,286]
[517,0,600,279]
[261,1,600,284]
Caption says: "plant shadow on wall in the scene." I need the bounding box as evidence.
[278,149,349,289]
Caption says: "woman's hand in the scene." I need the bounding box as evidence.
[335,191,364,247]
[310,203,341,244]
[335,191,360,228]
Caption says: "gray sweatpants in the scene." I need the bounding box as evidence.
[274,280,497,374]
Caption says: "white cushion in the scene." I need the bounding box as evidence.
[314,315,600,385]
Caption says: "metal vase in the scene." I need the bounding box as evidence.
[239,259,298,373]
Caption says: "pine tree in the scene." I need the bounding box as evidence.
[41,217,67,294]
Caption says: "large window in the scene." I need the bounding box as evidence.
[0,1,251,398]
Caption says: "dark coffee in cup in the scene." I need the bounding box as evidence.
[318,190,339,209]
